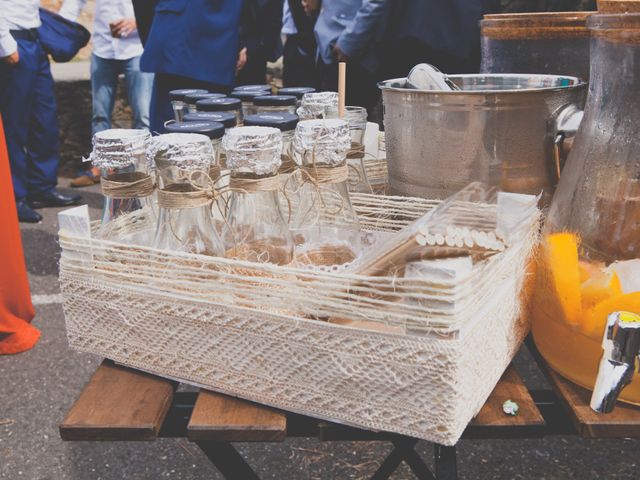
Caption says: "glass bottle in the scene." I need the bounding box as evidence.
[153,133,225,256]
[243,113,299,174]
[229,90,271,119]
[252,95,298,115]
[291,119,361,266]
[169,89,207,122]
[296,91,339,120]
[184,92,226,115]
[196,97,243,126]
[343,106,370,193]
[278,87,316,107]
[165,121,225,175]
[221,126,295,265]
[532,13,640,405]
[91,129,155,245]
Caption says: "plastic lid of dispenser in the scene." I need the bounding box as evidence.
[183,111,237,128]
[244,113,299,131]
[169,89,207,102]
[165,121,225,140]
[278,87,316,99]
[196,97,242,112]
[253,95,297,107]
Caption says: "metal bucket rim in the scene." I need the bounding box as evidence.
[378,74,586,95]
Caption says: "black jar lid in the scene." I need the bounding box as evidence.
[233,84,272,93]
[183,111,237,128]
[169,89,208,102]
[278,87,316,99]
[243,113,299,132]
[253,95,297,107]
[229,90,271,102]
[184,92,226,105]
[196,97,242,112]
[165,121,225,139]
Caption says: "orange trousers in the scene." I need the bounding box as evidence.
[0,116,40,354]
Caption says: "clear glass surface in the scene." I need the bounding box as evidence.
[254,105,297,115]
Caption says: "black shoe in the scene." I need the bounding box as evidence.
[27,190,82,209]
[16,201,42,223]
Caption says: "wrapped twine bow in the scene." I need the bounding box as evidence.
[101,171,155,199]
[156,166,222,209]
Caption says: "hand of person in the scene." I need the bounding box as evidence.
[333,44,348,62]
[2,51,19,66]
[236,47,247,74]
[301,0,320,16]
[109,18,137,38]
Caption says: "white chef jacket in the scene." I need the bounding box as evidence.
[59,0,143,60]
[0,0,41,58]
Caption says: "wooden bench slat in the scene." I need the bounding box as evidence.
[187,390,287,442]
[59,360,176,441]
[546,368,640,438]
[465,366,545,438]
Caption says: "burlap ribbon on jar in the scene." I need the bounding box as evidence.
[101,171,155,199]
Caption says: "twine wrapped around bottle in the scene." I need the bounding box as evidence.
[101,172,155,199]
[346,142,365,160]
[300,163,349,184]
[157,183,216,209]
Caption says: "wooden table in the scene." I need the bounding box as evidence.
[59,342,640,480]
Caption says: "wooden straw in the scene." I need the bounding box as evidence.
[338,62,346,118]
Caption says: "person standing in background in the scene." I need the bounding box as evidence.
[379,0,500,79]
[0,0,81,223]
[141,0,244,133]
[282,0,319,87]
[60,0,154,188]
[237,0,284,86]
[313,0,389,115]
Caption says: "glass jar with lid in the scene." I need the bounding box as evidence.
[221,126,294,265]
[165,121,225,178]
[233,84,272,94]
[229,90,271,119]
[169,89,207,122]
[297,91,339,120]
[290,119,361,266]
[183,111,238,129]
[278,87,316,106]
[91,129,156,244]
[243,113,299,174]
[184,92,226,115]
[196,97,243,126]
[252,95,297,114]
[153,133,225,256]
[532,13,640,406]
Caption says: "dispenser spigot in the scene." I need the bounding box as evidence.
[590,311,640,414]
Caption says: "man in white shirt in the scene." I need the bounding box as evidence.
[0,0,81,222]
[60,0,153,186]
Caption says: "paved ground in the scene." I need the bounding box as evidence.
[1,181,639,479]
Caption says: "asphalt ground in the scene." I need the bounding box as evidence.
[1,181,638,479]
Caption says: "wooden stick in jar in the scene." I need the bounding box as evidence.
[338,62,346,118]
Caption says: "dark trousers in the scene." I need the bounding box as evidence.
[149,73,231,134]
[282,35,318,88]
[318,60,380,116]
[235,51,267,86]
[0,37,59,201]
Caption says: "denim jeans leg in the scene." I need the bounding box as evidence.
[91,54,120,136]
[123,56,153,131]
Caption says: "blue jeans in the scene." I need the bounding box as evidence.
[91,54,154,135]
[0,37,59,201]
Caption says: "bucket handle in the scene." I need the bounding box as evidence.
[552,105,584,182]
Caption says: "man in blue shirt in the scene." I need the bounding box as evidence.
[0,0,81,222]
[313,0,389,115]
[140,0,244,133]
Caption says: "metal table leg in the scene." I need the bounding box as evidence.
[197,441,260,480]
[434,444,458,480]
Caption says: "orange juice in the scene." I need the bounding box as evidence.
[531,232,640,405]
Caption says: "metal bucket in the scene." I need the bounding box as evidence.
[379,74,587,202]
